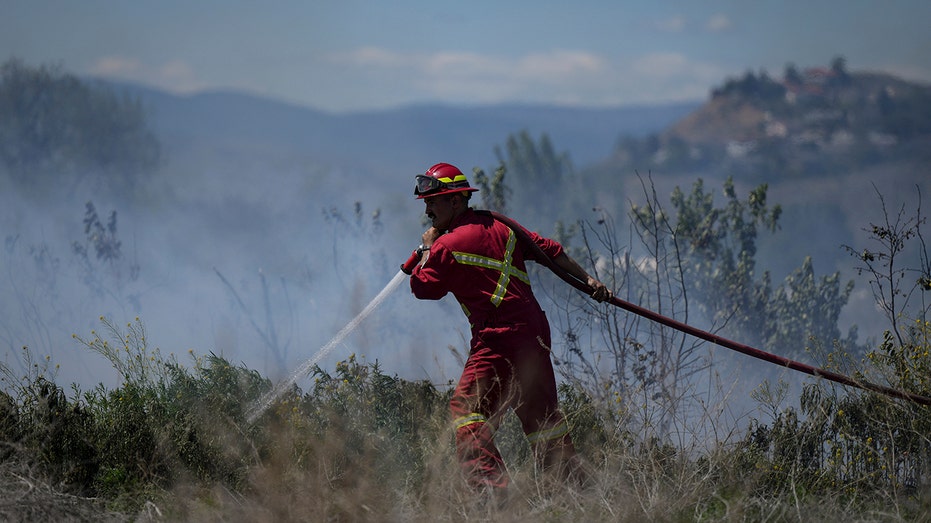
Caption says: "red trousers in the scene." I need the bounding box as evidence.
[449,311,578,490]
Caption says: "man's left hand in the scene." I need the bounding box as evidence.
[587,278,612,303]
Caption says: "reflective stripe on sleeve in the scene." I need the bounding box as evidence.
[454,412,487,429]
[526,421,569,444]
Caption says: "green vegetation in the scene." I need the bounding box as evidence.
[0,59,160,199]
[483,130,577,229]
[1,319,928,520]
[664,177,856,358]
[1,179,928,521]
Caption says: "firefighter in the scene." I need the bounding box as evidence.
[406,162,612,496]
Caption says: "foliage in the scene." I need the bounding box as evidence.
[0,58,160,198]
[71,201,141,307]
[1,200,143,374]
[546,174,864,459]
[290,355,446,490]
[711,69,787,102]
[664,177,857,357]
[765,256,856,354]
[490,130,575,230]
[3,320,456,517]
[0,347,97,493]
[0,269,928,520]
[472,162,510,214]
[541,174,713,439]
[843,187,930,346]
[734,348,931,519]
[735,190,931,519]
[1,174,929,519]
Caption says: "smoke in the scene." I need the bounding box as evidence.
[246,269,409,424]
[0,151,468,394]
[2,68,926,428]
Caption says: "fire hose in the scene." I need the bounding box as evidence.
[403,210,931,407]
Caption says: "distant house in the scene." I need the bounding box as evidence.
[784,67,837,102]
[803,67,836,86]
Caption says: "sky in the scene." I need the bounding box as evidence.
[4,0,931,113]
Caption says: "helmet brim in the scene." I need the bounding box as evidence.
[415,187,479,200]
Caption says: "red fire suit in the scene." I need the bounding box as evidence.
[410,208,578,490]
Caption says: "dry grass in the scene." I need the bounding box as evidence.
[1,400,927,522]
[2,324,927,521]
[0,457,130,522]
[98,398,927,522]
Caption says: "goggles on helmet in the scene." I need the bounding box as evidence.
[414,174,447,196]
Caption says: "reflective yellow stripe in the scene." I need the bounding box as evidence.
[438,174,469,184]
[454,413,487,429]
[526,421,569,444]
[452,229,529,307]
[459,302,475,329]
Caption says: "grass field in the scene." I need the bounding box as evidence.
[0,316,928,522]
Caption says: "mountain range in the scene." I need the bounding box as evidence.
[100,79,700,177]
[104,69,930,287]
[104,66,930,205]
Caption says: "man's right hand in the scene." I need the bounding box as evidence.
[421,227,441,248]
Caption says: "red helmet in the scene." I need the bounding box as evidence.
[414,163,479,199]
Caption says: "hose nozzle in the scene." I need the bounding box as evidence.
[400,249,421,275]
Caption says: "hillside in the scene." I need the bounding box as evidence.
[668,71,930,145]
[598,64,931,181]
[580,65,931,321]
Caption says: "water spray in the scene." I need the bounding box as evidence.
[246,211,928,426]
[245,269,408,424]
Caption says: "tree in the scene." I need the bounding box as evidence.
[669,177,781,347]
[472,162,510,214]
[784,63,803,85]
[0,58,160,198]
[827,55,852,90]
[669,178,855,356]
[843,187,929,347]
[492,130,573,229]
[765,256,855,353]
[830,55,849,80]
[739,189,931,502]
[550,176,859,441]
